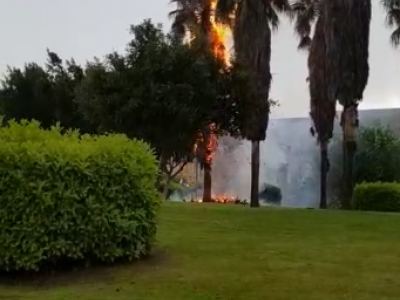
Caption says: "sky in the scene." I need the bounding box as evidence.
[0,0,399,118]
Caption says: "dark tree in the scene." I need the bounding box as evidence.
[292,0,335,209]
[76,20,250,198]
[215,0,291,207]
[0,50,90,132]
[324,0,372,208]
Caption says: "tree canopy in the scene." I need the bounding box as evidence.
[0,19,256,186]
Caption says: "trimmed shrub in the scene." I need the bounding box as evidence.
[352,182,400,212]
[0,120,161,272]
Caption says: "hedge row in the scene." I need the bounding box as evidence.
[352,182,400,212]
[0,120,161,271]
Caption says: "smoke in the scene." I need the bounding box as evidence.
[175,110,398,206]
[210,109,398,208]
[211,118,320,207]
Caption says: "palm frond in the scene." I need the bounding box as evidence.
[169,0,202,41]
[215,0,237,26]
[290,0,319,50]
[266,6,281,31]
[390,27,400,46]
[381,0,400,47]
[272,0,292,13]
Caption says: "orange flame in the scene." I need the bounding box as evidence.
[194,193,236,203]
[204,122,218,166]
[209,0,232,65]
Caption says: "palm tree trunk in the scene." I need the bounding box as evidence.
[345,141,355,207]
[342,139,356,209]
[341,107,357,209]
[203,163,212,202]
[319,141,328,209]
[250,140,260,207]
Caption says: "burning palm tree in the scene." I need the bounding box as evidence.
[323,0,371,208]
[170,0,232,202]
[171,0,291,206]
[215,0,291,207]
[381,0,400,47]
[170,0,232,62]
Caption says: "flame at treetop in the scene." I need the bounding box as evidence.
[209,0,232,65]
[183,0,232,64]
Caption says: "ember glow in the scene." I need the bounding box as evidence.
[192,194,247,204]
[194,193,235,203]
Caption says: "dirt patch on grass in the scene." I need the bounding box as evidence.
[0,248,170,288]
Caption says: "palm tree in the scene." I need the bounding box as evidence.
[292,0,335,209]
[307,12,336,209]
[215,0,291,207]
[323,0,372,208]
[381,0,400,47]
[292,0,371,209]
[169,0,222,202]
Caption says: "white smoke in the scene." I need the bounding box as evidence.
[210,118,320,207]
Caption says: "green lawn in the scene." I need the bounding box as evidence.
[2,203,400,300]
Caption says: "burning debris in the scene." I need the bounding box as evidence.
[187,194,248,205]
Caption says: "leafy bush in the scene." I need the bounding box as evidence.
[354,125,400,183]
[0,120,161,272]
[259,183,282,205]
[352,182,400,212]
[328,124,400,202]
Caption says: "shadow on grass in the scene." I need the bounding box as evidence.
[0,248,169,288]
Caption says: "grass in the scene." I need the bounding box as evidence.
[2,203,400,300]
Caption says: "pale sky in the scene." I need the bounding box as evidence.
[0,0,399,118]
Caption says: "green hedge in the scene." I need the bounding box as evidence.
[352,182,400,212]
[0,120,161,271]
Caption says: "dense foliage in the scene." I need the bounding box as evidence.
[0,120,161,271]
[0,20,255,189]
[352,182,400,212]
[328,124,400,202]
[0,50,91,132]
[354,125,400,183]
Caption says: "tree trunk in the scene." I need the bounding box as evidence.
[157,151,166,171]
[319,141,328,209]
[250,141,260,207]
[341,107,357,209]
[343,140,356,208]
[162,179,171,201]
[203,163,212,202]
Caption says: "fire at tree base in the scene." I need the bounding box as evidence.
[170,136,283,206]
